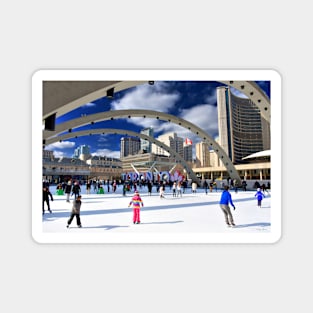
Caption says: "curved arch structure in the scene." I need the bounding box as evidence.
[43,80,270,122]
[43,109,242,184]
[44,128,201,184]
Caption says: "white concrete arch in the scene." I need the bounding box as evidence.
[43,109,242,184]
[44,128,201,184]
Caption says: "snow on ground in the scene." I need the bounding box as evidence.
[39,185,273,244]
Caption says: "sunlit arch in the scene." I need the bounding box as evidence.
[43,109,242,184]
[43,80,270,122]
[45,128,201,184]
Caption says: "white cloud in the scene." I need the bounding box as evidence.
[152,104,218,147]
[111,82,180,112]
[205,88,217,104]
[52,151,66,158]
[45,141,75,150]
[91,149,120,159]
[180,104,218,136]
[110,82,181,131]
[97,134,109,143]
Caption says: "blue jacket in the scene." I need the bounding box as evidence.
[219,190,235,207]
[255,191,265,201]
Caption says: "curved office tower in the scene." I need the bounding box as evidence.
[217,86,270,164]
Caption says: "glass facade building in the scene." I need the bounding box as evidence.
[217,86,270,164]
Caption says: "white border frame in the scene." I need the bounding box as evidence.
[32,69,281,244]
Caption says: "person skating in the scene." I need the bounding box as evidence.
[128,190,144,224]
[65,180,72,202]
[71,181,81,199]
[147,180,153,196]
[159,184,165,199]
[255,188,265,208]
[67,195,82,228]
[43,187,53,214]
[219,185,236,227]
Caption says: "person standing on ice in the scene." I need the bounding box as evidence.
[159,184,165,199]
[67,195,82,228]
[219,185,236,227]
[42,186,53,214]
[65,180,72,202]
[254,188,265,208]
[128,190,144,224]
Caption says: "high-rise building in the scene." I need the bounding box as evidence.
[73,145,91,161]
[217,86,270,164]
[120,137,141,158]
[152,132,184,157]
[195,142,210,167]
[140,127,154,153]
[183,143,193,163]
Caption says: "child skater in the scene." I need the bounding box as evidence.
[255,188,265,208]
[67,195,82,228]
[128,190,144,224]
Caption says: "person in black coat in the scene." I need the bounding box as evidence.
[43,187,53,214]
[71,182,81,199]
[65,181,72,202]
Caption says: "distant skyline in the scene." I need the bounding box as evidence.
[44,81,270,159]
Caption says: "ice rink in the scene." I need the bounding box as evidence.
[37,184,278,244]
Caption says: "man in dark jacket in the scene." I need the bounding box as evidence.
[43,187,53,214]
[65,181,72,202]
[71,182,81,199]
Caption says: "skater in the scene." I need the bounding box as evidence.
[255,188,265,208]
[71,181,81,199]
[128,190,144,224]
[123,181,127,196]
[191,181,197,193]
[172,181,177,197]
[159,184,165,199]
[219,185,236,227]
[147,180,153,196]
[241,180,247,191]
[203,180,208,194]
[86,180,91,194]
[42,186,53,214]
[67,195,82,228]
[65,180,72,202]
[176,181,182,197]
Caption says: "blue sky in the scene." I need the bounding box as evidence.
[45,81,270,159]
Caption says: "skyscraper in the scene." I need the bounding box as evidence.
[152,132,184,157]
[120,137,141,158]
[72,145,91,161]
[195,142,210,167]
[140,127,154,153]
[217,86,270,164]
[183,142,193,163]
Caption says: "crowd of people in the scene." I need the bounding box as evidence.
[42,178,270,228]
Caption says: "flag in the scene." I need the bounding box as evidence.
[185,138,192,145]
